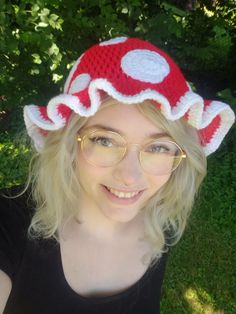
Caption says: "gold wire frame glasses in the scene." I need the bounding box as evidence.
[77,129,186,176]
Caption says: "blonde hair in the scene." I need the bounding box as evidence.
[27,98,207,263]
[137,102,207,263]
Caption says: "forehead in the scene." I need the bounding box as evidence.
[83,101,166,139]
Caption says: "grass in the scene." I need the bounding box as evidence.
[161,141,236,313]
[0,127,235,314]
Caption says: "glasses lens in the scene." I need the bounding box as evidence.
[140,140,184,175]
[81,130,126,166]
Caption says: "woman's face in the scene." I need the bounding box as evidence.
[77,101,172,224]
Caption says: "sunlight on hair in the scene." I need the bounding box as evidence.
[184,287,224,314]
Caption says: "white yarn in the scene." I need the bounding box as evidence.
[121,49,170,84]
[99,37,127,46]
[68,73,91,94]
[24,80,235,155]
[63,54,84,93]
[175,90,204,126]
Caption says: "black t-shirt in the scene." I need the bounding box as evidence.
[0,186,168,314]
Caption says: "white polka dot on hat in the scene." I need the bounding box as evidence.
[24,37,235,155]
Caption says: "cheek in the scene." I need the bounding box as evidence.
[77,154,109,183]
[150,174,171,192]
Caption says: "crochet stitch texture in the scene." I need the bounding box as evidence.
[24,37,235,154]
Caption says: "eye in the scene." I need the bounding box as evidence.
[146,141,173,154]
[89,136,114,147]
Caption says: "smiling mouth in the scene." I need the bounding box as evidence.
[104,186,143,199]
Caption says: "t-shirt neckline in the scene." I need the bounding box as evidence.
[54,241,156,304]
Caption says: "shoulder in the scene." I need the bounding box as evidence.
[0,185,33,223]
[0,269,12,313]
[0,185,34,279]
[0,185,33,239]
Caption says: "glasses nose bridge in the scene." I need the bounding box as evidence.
[127,142,142,151]
[122,142,142,164]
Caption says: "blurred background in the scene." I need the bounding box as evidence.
[0,0,235,313]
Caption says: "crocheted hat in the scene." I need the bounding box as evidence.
[24,37,235,155]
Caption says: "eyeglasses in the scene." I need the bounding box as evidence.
[77,129,186,176]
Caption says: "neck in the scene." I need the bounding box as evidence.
[74,208,144,242]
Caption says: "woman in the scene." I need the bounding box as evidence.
[0,37,234,314]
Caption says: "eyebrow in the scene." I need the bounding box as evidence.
[83,124,171,140]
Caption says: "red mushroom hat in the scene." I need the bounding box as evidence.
[24,37,235,155]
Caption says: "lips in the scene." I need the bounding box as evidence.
[102,185,145,205]
[106,186,140,199]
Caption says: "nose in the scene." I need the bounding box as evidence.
[112,148,143,186]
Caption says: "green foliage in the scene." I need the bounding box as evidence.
[0,121,235,313]
[1,0,236,115]
[0,1,235,312]
[0,132,31,188]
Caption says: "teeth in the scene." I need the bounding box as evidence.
[107,187,140,199]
